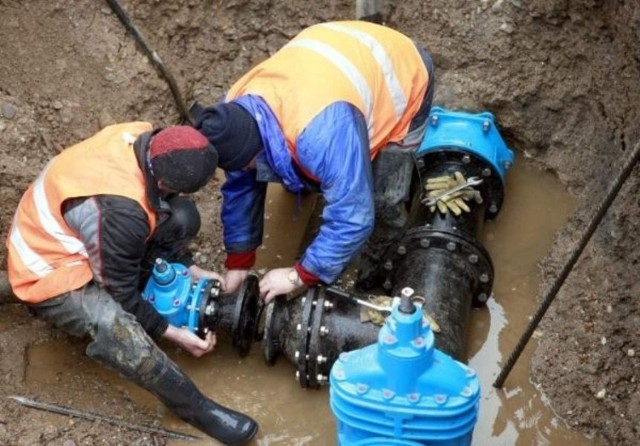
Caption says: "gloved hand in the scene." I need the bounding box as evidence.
[423,171,482,215]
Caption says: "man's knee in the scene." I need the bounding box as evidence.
[87,302,157,377]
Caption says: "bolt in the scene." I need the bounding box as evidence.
[431,115,439,126]
[478,293,488,303]
[482,167,492,177]
[397,245,407,255]
[503,160,512,170]
[205,304,214,316]
[468,254,478,264]
[295,371,300,381]
[173,299,180,307]
[317,374,328,385]
[319,326,329,337]
[317,355,327,364]
[384,334,397,345]
[401,287,414,299]
[296,323,302,331]
[323,300,334,310]
[480,273,489,283]
[382,389,395,400]
[482,120,491,132]
[420,238,430,248]
[356,383,369,394]
[416,158,425,168]
[435,394,447,404]
[407,393,420,403]
[383,260,393,271]
[294,350,300,360]
[489,203,498,213]
[301,297,306,306]
[462,387,473,397]
[462,154,471,164]
[447,242,456,251]
[383,279,392,290]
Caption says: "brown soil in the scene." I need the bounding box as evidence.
[0,0,638,445]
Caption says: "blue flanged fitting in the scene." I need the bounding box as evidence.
[142,258,210,334]
[329,290,481,445]
[417,106,514,181]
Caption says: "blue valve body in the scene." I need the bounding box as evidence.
[142,260,209,334]
[417,106,514,181]
[330,299,480,445]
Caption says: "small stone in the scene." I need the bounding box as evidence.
[63,440,77,446]
[52,100,63,110]
[595,389,606,399]
[499,22,514,34]
[627,349,635,357]
[1,102,17,119]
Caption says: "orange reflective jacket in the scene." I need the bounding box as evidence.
[226,21,430,159]
[6,122,157,303]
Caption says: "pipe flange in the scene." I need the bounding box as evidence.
[262,298,280,365]
[307,288,329,389]
[296,288,317,388]
[385,227,494,307]
[231,274,260,357]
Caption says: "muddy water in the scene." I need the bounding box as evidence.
[26,162,603,445]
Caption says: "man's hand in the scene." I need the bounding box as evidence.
[225,269,250,294]
[162,325,216,358]
[189,264,226,290]
[259,267,302,303]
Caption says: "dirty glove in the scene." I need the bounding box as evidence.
[423,171,482,216]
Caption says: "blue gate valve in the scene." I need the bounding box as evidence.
[330,287,481,445]
[142,258,259,357]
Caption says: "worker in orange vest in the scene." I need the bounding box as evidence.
[5,124,258,445]
[195,21,434,301]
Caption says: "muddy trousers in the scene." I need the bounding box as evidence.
[30,285,258,445]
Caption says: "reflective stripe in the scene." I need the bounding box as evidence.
[285,39,374,138]
[9,221,53,277]
[320,22,407,119]
[122,132,137,144]
[33,173,88,257]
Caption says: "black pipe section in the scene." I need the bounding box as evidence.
[259,149,505,384]
[262,287,379,388]
[384,152,496,359]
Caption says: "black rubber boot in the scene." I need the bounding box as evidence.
[142,355,259,445]
[84,305,258,445]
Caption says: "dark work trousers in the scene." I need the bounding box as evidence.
[29,196,201,383]
[355,46,435,290]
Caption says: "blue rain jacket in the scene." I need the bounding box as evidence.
[222,95,374,283]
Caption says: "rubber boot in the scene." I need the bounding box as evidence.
[142,355,259,445]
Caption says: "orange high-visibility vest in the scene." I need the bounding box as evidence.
[6,122,157,303]
[226,21,429,159]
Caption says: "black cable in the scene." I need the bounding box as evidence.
[494,139,640,388]
[105,0,193,124]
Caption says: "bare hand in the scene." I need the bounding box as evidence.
[162,325,216,357]
[189,264,226,290]
[259,267,301,303]
[225,269,250,294]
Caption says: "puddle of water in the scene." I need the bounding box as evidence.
[25,162,603,445]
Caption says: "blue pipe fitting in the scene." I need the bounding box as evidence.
[417,106,514,181]
[330,294,480,445]
[142,259,209,334]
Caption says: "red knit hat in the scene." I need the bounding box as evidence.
[148,126,218,193]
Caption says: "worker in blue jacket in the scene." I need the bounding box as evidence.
[196,21,434,300]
